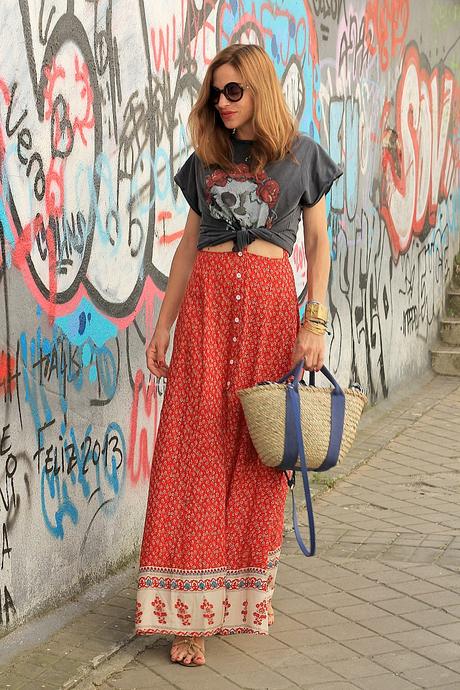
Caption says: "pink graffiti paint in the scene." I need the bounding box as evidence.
[150,1,217,73]
[45,156,65,218]
[0,50,98,320]
[159,229,184,244]
[364,0,409,72]
[43,58,66,119]
[380,45,459,257]
[0,351,16,395]
[127,368,159,485]
[73,55,95,146]
[292,242,307,284]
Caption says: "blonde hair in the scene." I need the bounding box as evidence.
[188,44,298,172]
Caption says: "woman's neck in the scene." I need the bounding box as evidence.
[234,125,255,142]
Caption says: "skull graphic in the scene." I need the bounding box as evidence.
[208,178,270,228]
[205,164,280,230]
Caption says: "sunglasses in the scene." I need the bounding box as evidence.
[209,82,248,105]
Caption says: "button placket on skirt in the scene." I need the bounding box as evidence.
[226,251,244,391]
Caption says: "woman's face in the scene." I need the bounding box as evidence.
[212,63,254,136]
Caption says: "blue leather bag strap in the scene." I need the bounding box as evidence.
[315,366,346,472]
[285,379,316,556]
[279,363,346,473]
[280,361,347,556]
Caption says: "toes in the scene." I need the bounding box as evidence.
[171,637,206,666]
[171,637,189,662]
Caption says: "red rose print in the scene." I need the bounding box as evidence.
[258,179,280,207]
[208,169,228,187]
[229,162,253,182]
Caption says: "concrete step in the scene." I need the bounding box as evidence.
[447,287,460,315]
[440,317,460,346]
[431,342,460,376]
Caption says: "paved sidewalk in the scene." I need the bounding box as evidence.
[1,372,460,690]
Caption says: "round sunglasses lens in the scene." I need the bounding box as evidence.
[226,83,244,101]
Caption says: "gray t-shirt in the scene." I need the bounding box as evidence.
[174,133,342,255]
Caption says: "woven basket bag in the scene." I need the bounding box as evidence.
[238,365,367,471]
[237,362,367,557]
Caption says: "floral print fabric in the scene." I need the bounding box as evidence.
[136,247,300,636]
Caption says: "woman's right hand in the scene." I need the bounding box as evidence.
[146,327,170,378]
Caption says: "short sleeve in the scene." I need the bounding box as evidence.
[299,138,343,207]
[174,153,202,216]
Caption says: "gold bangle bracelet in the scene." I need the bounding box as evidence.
[301,315,328,327]
[305,301,328,323]
[301,322,327,335]
[305,318,328,327]
[301,316,331,335]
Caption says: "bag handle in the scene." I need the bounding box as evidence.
[280,361,345,473]
[285,382,316,556]
[283,361,346,556]
[278,361,343,393]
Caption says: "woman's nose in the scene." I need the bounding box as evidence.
[217,92,231,107]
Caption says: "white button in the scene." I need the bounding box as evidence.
[226,381,231,388]
[236,272,241,278]
[238,251,243,256]
[236,295,241,301]
[229,359,234,364]
[232,336,237,342]
[235,317,239,323]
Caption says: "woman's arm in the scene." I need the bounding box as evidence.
[291,196,331,371]
[146,208,201,377]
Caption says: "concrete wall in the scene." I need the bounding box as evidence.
[0,0,459,631]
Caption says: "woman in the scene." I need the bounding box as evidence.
[135,44,342,667]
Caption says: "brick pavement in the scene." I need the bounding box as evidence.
[1,371,460,690]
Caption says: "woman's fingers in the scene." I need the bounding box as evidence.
[146,348,169,377]
[291,331,326,371]
[148,352,169,377]
[147,362,169,378]
[290,344,304,367]
[304,354,316,371]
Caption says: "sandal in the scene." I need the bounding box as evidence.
[170,635,206,666]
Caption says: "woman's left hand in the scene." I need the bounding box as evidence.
[291,328,326,372]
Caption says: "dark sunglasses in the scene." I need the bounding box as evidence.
[209,82,247,105]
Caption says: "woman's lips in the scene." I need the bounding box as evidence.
[221,111,236,120]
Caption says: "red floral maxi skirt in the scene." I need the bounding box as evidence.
[136,247,300,637]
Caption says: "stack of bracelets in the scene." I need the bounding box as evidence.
[300,300,330,335]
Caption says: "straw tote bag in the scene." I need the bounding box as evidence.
[237,361,367,556]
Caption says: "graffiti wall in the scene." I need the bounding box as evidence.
[0,0,459,630]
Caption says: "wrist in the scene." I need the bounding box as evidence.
[155,318,172,333]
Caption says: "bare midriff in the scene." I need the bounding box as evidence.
[200,238,284,258]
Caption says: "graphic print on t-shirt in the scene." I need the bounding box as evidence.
[204,163,280,230]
